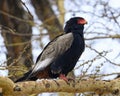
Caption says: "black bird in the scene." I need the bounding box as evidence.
[15,17,87,82]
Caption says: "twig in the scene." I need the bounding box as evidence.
[86,45,120,66]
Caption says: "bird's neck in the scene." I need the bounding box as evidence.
[72,29,84,37]
[64,25,84,37]
[64,30,84,38]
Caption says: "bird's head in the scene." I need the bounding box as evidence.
[64,17,87,33]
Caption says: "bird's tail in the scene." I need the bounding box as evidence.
[15,70,37,82]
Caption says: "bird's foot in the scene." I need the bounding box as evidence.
[59,74,75,85]
[59,74,68,82]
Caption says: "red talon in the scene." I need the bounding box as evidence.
[59,74,68,82]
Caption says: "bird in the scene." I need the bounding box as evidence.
[15,17,87,82]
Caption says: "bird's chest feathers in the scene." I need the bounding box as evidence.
[59,33,84,72]
[70,34,84,56]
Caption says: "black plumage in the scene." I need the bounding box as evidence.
[15,17,87,82]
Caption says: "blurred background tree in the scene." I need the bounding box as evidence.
[0,0,120,96]
[0,0,33,81]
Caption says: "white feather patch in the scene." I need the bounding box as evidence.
[32,58,53,73]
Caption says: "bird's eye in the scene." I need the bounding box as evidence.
[77,19,87,25]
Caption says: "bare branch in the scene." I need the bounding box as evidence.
[0,77,120,96]
[85,35,120,40]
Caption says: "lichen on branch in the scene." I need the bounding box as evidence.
[0,76,120,96]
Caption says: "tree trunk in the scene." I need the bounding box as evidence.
[31,0,63,40]
[0,0,33,81]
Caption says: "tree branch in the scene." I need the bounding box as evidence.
[0,77,14,96]
[0,76,120,96]
[85,35,120,40]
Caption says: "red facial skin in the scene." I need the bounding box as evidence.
[78,19,87,25]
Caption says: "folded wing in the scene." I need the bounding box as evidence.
[27,33,74,78]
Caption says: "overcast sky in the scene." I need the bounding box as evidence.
[0,0,120,80]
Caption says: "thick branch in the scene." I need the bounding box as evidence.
[0,77,14,96]
[0,76,120,96]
